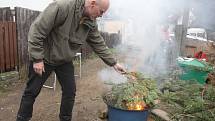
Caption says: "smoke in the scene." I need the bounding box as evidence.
[98,68,127,84]
[190,0,215,31]
[98,0,188,83]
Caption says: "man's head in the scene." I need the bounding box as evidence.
[83,0,110,20]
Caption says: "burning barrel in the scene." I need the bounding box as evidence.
[103,77,159,121]
[104,93,149,121]
[107,104,149,121]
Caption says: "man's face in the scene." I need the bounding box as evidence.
[84,0,108,20]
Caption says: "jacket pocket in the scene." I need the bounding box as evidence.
[68,36,83,51]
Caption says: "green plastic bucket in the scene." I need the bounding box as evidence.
[177,58,213,84]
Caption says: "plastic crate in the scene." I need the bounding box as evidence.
[177,57,213,84]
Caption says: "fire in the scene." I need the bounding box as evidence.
[136,102,144,110]
[126,95,146,111]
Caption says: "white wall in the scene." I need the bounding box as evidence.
[0,0,53,11]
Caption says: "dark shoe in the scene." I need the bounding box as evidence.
[60,115,71,121]
[16,115,30,121]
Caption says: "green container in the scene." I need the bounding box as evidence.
[177,58,213,84]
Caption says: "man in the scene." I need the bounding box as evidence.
[16,0,126,121]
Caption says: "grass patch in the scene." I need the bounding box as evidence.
[0,80,12,94]
[0,71,19,94]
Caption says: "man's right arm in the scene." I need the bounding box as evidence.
[28,1,67,75]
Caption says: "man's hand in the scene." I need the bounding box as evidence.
[33,61,45,76]
[113,63,126,74]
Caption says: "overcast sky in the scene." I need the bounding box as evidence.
[0,0,52,11]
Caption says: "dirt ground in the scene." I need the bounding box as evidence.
[0,58,153,121]
[0,58,108,121]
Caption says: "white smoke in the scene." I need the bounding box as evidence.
[98,68,127,84]
[99,0,187,83]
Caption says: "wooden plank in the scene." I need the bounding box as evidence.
[22,9,28,66]
[4,22,11,70]
[15,7,40,68]
[0,9,2,21]
[15,7,21,67]
[0,23,5,72]
[0,7,11,21]
[16,7,24,67]
[12,22,18,67]
[8,22,15,68]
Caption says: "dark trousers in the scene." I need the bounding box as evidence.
[16,62,76,121]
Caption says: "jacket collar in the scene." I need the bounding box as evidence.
[75,0,96,29]
[74,0,85,27]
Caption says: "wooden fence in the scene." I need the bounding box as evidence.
[0,22,18,72]
[101,32,121,48]
[0,7,13,21]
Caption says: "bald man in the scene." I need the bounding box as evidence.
[16,0,126,121]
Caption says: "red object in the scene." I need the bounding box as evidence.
[194,51,208,61]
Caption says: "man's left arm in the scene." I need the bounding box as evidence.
[86,27,126,73]
[86,27,116,66]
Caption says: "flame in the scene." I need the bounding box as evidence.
[136,102,145,110]
[126,95,146,111]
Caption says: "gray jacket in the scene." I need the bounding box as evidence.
[28,0,116,66]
